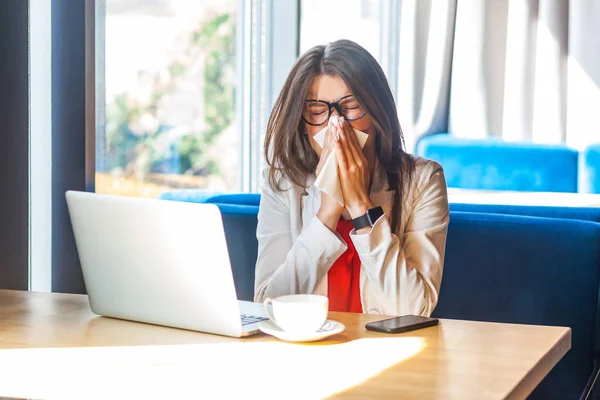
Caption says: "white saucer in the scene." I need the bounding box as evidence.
[259,319,345,342]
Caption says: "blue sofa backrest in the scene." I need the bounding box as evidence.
[214,204,259,301]
[450,203,600,224]
[434,211,600,399]
[415,134,579,192]
[204,193,261,206]
[165,189,600,225]
[582,144,600,194]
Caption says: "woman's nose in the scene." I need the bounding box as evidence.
[330,107,340,118]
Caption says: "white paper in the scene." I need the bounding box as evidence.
[313,118,369,206]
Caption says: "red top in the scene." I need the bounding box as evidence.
[327,219,363,313]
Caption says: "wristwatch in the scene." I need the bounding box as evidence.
[352,206,384,230]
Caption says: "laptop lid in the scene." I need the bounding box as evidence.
[65,190,245,337]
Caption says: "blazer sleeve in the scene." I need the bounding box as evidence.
[253,169,347,302]
[350,160,450,316]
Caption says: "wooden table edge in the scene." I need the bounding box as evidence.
[505,327,572,399]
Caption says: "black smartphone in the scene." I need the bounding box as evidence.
[365,315,439,334]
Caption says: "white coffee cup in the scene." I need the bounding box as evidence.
[263,294,328,334]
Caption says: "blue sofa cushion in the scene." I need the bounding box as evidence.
[450,203,600,224]
[159,191,261,207]
[415,134,578,192]
[433,211,600,399]
[581,144,600,194]
[204,193,261,207]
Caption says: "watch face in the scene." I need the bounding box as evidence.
[366,206,384,225]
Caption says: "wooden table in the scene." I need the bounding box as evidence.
[0,290,570,400]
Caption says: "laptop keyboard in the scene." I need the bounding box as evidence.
[241,314,268,326]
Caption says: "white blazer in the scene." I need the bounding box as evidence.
[254,155,450,316]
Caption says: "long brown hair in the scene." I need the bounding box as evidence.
[263,39,414,233]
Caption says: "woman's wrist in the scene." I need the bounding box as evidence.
[317,205,343,231]
[348,197,374,220]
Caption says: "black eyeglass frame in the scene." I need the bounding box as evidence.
[301,94,367,126]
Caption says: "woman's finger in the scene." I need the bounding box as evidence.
[342,117,360,148]
[339,117,364,168]
[336,118,357,167]
[334,125,349,172]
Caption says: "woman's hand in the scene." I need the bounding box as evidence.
[334,117,374,219]
[316,120,344,230]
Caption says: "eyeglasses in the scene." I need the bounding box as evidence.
[302,94,367,126]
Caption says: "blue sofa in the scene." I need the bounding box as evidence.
[450,203,600,224]
[160,191,600,398]
[212,204,259,302]
[415,134,579,192]
[158,190,262,206]
[582,144,600,194]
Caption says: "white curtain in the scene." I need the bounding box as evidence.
[398,0,600,152]
[567,0,600,150]
[396,0,457,151]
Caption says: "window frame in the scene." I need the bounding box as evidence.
[240,0,300,193]
[29,0,53,292]
[0,0,30,291]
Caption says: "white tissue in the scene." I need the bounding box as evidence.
[313,116,368,206]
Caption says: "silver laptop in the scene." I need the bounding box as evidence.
[65,190,267,337]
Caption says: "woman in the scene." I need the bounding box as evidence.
[254,39,449,317]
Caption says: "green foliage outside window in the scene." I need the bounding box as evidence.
[104,11,235,181]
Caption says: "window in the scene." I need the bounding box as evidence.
[96,0,238,198]
[300,0,384,62]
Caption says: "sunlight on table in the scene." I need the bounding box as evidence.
[0,336,425,399]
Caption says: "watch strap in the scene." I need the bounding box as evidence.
[352,206,384,230]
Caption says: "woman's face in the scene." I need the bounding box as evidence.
[304,74,376,157]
